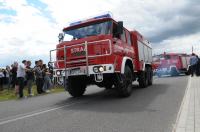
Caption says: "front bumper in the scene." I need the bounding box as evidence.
[53,64,115,77]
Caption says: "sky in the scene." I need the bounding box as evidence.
[0,0,200,67]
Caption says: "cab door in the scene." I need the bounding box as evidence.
[112,23,125,71]
[124,30,134,59]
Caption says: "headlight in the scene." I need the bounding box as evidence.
[93,66,104,73]
[56,70,61,76]
[93,67,99,73]
[99,66,104,72]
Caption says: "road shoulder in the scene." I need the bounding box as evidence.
[174,76,200,132]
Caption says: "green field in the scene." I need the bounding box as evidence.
[0,85,65,102]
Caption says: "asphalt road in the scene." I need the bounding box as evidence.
[0,75,188,132]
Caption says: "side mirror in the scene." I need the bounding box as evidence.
[117,21,123,35]
[58,33,64,43]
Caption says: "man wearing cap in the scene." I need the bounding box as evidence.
[190,53,198,77]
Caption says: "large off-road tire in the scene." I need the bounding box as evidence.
[138,68,148,88]
[185,71,190,75]
[147,67,153,86]
[105,83,113,89]
[117,66,133,97]
[67,77,86,97]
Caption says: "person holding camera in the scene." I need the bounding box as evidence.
[11,62,18,88]
[34,60,44,94]
[42,64,53,93]
[26,61,34,96]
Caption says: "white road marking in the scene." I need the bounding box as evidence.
[172,76,191,132]
[0,101,85,126]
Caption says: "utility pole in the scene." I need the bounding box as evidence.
[192,45,193,53]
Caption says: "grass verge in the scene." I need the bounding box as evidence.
[0,85,65,102]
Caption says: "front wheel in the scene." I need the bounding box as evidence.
[105,83,113,89]
[117,66,133,97]
[67,77,86,97]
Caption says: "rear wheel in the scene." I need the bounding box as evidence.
[67,77,86,97]
[185,66,191,75]
[147,67,153,85]
[138,68,148,88]
[117,66,133,97]
[185,71,190,75]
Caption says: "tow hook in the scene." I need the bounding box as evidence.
[94,73,103,82]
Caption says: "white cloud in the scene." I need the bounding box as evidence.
[153,32,200,55]
[0,0,59,66]
[42,0,119,27]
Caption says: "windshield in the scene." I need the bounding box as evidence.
[63,21,111,41]
[165,55,171,60]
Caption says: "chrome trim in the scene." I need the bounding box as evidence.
[49,39,112,79]
[88,39,112,57]
[66,59,86,64]
[64,45,67,90]
[85,41,89,76]
[49,47,65,63]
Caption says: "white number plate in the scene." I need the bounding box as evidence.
[61,68,86,76]
[70,68,81,75]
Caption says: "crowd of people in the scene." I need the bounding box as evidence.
[0,64,17,91]
[0,60,53,99]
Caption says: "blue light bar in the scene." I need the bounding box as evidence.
[93,14,111,19]
[70,21,82,26]
[70,13,112,26]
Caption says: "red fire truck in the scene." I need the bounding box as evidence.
[153,52,190,77]
[50,14,153,97]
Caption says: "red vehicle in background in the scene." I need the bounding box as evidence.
[49,13,153,97]
[153,52,191,77]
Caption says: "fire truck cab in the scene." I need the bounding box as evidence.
[50,13,153,97]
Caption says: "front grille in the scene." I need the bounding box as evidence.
[66,58,95,68]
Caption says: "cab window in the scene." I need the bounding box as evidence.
[126,31,131,45]
[112,23,120,38]
[120,29,126,42]
[112,22,127,43]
